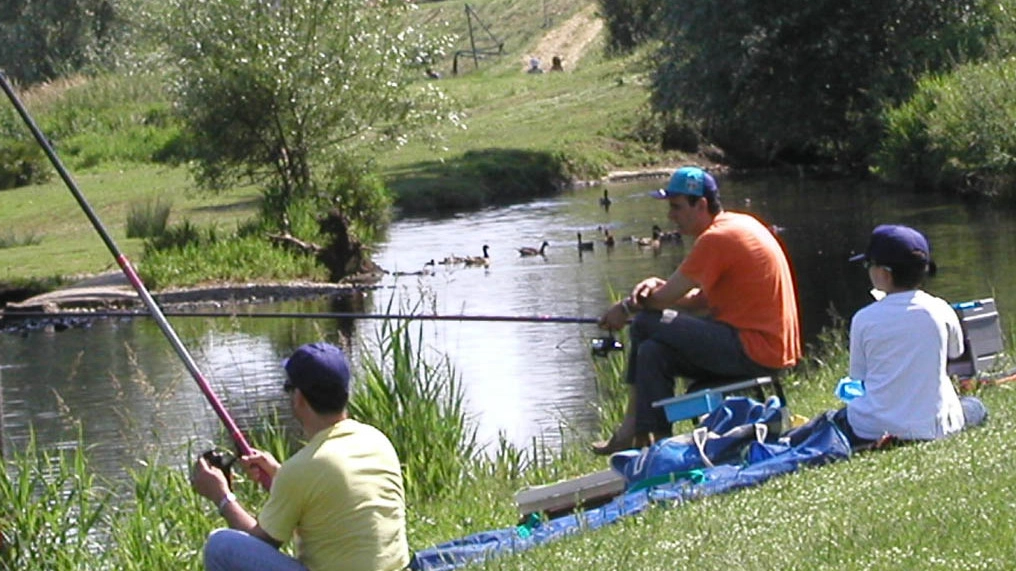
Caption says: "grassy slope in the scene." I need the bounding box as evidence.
[407,352,1016,571]
[0,166,261,281]
[383,0,663,175]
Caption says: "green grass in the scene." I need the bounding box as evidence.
[0,165,261,282]
[1,316,1013,570]
[380,27,671,181]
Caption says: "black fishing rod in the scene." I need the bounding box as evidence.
[0,70,271,489]
[1,309,599,324]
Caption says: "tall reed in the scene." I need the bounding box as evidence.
[352,315,481,503]
[126,197,173,239]
[0,230,42,249]
[0,430,108,570]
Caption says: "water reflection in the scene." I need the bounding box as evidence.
[2,173,1014,485]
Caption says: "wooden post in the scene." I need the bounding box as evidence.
[465,4,479,71]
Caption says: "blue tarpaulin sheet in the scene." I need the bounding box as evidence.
[410,398,851,571]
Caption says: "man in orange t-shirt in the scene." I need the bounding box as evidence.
[592,166,801,455]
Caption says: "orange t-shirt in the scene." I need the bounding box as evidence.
[678,211,801,369]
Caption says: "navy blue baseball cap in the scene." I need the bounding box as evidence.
[650,166,718,200]
[849,224,934,269]
[282,342,351,396]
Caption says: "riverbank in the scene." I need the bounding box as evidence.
[0,165,682,312]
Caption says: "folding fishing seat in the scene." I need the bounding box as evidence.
[651,372,789,425]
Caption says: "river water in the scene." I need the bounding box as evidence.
[2,173,1014,481]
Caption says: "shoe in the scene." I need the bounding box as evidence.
[590,431,636,456]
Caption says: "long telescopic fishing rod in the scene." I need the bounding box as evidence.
[1,309,600,323]
[0,71,270,489]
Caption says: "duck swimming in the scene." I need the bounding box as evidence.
[463,244,491,267]
[603,228,615,248]
[635,225,662,248]
[518,241,550,257]
[577,232,594,251]
[438,254,466,265]
[599,189,612,210]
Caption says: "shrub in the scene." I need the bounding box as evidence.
[126,197,172,239]
[598,0,664,54]
[0,230,43,249]
[389,148,572,216]
[0,140,51,190]
[140,230,325,289]
[353,315,481,502]
[142,219,203,253]
[651,0,998,167]
[16,73,185,169]
[876,59,1016,200]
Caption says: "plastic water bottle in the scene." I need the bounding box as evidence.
[834,377,865,402]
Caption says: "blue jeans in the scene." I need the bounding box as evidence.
[960,395,988,427]
[204,529,307,571]
[627,310,774,435]
[785,396,989,450]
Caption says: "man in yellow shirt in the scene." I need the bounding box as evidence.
[191,342,410,571]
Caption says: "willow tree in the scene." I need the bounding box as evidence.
[0,0,125,84]
[150,0,459,238]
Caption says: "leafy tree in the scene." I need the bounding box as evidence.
[876,59,1016,199]
[597,0,664,53]
[650,0,996,168]
[147,0,460,236]
[0,0,124,84]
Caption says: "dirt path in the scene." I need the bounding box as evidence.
[521,4,603,72]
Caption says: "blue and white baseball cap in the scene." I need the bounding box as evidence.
[650,166,718,200]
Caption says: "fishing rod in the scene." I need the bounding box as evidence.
[0,71,271,489]
[3,308,625,356]
[1,309,600,324]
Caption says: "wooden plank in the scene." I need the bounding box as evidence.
[515,469,626,518]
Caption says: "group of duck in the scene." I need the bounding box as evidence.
[573,223,680,254]
[571,189,682,252]
[392,190,681,276]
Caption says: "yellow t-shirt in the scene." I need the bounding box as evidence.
[679,211,802,369]
[258,419,410,571]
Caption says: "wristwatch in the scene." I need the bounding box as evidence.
[217,491,237,515]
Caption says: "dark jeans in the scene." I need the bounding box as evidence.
[626,310,774,435]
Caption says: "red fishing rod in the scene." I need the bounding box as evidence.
[0,71,270,489]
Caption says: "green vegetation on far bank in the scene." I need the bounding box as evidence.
[5,0,1016,289]
[0,165,264,287]
[0,11,687,287]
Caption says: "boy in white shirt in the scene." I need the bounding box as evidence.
[787,224,987,448]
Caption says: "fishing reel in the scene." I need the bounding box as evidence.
[202,448,238,490]
[590,334,624,358]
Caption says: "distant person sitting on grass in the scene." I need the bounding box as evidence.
[527,57,544,74]
[550,56,564,71]
[784,225,987,449]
